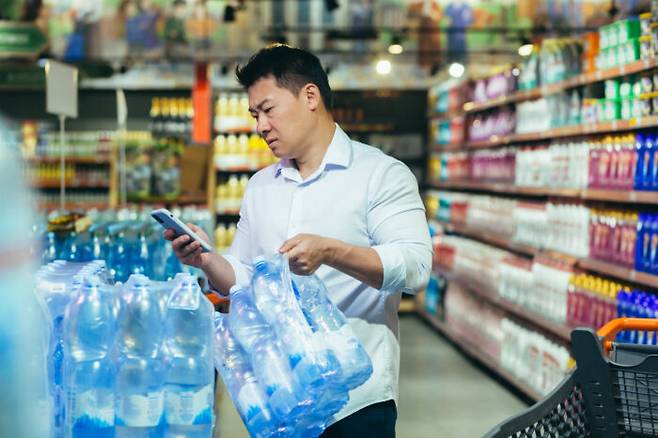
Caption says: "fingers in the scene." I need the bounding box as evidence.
[180,246,203,265]
[179,240,202,258]
[188,223,210,244]
[172,234,191,251]
[279,237,299,254]
[163,229,176,241]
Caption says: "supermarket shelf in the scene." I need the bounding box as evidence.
[463,58,658,114]
[466,116,658,149]
[428,111,464,119]
[429,143,465,152]
[578,258,658,290]
[215,166,263,173]
[37,202,109,211]
[25,156,112,165]
[435,267,572,343]
[216,211,241,216]
[214,128,257,135]
[433,218,658,290]
[428,181,658,205]
[416,306,542,402]
[428,180,581,198]
[31,180,110,189]
[126,194,207,205]
[436,220,539,257]
[463,88,542,113]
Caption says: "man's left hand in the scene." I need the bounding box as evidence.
[279,233,336,275]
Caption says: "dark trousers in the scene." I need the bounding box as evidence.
[320,400,397,438]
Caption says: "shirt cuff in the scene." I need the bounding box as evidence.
[372,244,409,294]
[223,254,251,287]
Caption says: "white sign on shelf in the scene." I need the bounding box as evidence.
[46,60,78,118]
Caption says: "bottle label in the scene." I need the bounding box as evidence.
[165,384,213,426]
[116,391,164,427]
[68,389,115,428]
[236,382,266,422]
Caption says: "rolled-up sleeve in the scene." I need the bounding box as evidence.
[367,160,432,294]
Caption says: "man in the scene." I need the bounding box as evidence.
[165,44,432,437]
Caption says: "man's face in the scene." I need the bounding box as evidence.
[248,76,312,160]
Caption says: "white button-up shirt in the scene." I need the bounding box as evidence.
[224,123,432,423]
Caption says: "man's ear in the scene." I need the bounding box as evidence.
[302,83,322,111]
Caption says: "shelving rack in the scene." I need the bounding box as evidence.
[423,55,658,401]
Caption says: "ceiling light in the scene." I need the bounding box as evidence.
[388,43,403,55]
[448,62,464,78]
[518,43,534,57]
[375,59,392,75]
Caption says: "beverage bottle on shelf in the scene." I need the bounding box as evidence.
[227,285,309,422]
[251,256,327,394]
[650,216,658,274]
[160,99,171,136]
[636,213,651,272]
[641,135,655,190]
[64,275,116,438]
[634,134,645,190]
[616,288,630,342]
[150,98,162,134]
[213,312,283,437]
[163,273,214,437]
[115,275,165,437]
[185,99,194,137]
[169,98,179,136]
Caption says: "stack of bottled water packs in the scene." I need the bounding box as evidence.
[36,260,215,438]
[214,254,373,437]
[37,206,213,283]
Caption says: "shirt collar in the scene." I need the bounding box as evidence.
[275,123,352,181]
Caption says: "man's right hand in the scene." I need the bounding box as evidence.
[164,223,213,270]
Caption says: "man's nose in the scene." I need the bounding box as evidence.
[257,116,270,137]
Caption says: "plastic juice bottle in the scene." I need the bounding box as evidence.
[637,214,652,272]
[650,216,658,274]
[635,134,645,190]
[642,135,654,190]
[566,276,575,327]
[609,138,620,188]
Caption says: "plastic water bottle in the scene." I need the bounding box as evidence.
[42,231,60,264]
[251,256,326,393]
[227,285,309,422]
[291,273,373,390]
[115,275,165,437]
[214,312,281,438]
[64,275,116,438]
[163,274,214,438]
[108,225,129,283]
[38,270,84,438]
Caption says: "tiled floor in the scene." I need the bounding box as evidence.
[215,316,528,437]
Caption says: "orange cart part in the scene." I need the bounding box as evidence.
[597,318,658,353]
[204,292,230,312]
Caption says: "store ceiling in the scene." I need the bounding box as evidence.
[0,0,639,67]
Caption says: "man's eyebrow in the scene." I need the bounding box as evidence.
[248,98,272,113]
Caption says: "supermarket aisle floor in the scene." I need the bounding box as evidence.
[215,316,527,437]
[397,316,526,437]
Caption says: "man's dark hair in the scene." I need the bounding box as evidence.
[236,44,333,110]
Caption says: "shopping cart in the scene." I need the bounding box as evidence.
[485,318,658,437]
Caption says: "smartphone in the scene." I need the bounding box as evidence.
[151,208,213,253]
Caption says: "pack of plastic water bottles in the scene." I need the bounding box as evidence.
[214,254,373,438]
[36,260,215,438]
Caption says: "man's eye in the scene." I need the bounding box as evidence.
[264,107,273,113]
